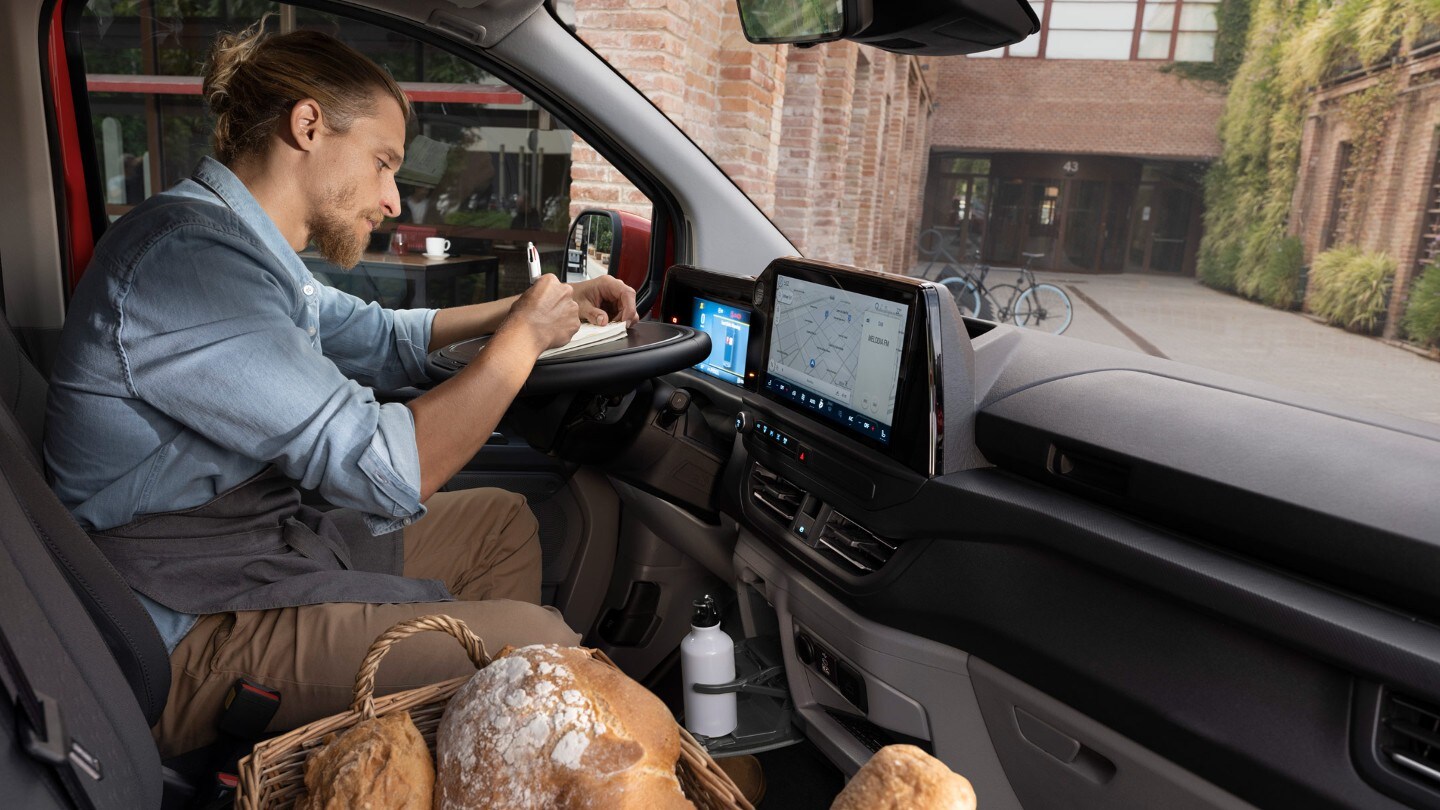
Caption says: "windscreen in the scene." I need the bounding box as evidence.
[764,275,907,443]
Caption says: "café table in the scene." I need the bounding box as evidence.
[301,250,500,308]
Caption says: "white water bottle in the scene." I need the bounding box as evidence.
[681,594,738,737]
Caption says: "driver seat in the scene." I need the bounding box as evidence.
[0,309,172,725]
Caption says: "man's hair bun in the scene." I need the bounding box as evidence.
[199,17,410,165]
[201,22,266,118]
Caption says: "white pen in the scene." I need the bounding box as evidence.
[526,241,541,285]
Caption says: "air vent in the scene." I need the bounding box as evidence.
[816,511,898,574]
[1382,691,1440,790]
[750,464,803,526]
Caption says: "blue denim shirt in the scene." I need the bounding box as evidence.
[46,157,436,649]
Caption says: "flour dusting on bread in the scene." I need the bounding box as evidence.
[435,645,693,810]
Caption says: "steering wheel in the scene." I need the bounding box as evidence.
[427,321,711,397]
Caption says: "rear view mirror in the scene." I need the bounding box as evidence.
[735,0,873,46]
[736,0,1038,56]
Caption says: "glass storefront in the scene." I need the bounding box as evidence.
[76,1,613,307]
[922,152,1206,275]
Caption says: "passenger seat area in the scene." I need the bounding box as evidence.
[0,309,168,808]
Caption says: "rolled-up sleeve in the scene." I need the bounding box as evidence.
[117,224,426,529]
[318,284,437,390]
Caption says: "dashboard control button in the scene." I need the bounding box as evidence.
[735,411,753,435]
[817,648,836,681]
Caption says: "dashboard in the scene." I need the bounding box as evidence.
[660,258,967,480]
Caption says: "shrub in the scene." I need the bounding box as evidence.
[1238,235,1304,308]
[1198,238,1241,291]
[1308,246,1394,332]
[1197,0,1440,312]
[1402,262,1440,347]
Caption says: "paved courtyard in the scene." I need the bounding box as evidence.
[961,268,1440,426]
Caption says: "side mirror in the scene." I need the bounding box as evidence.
[565,208,653,292]
[565,209,621,283]
[735,0,874,46]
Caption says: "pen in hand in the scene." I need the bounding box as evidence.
[527,242,541,286]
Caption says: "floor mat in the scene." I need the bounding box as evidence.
[755,738,845,809]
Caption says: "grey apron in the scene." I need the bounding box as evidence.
[89,468,451,615]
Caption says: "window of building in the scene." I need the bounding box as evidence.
[1414,132,1440,273]
[970,0,1219,62]
[1324,142,1356,250]
[76,1,643,308]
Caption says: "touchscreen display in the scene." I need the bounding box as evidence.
[764,275,908,444]
[691,297,752,385]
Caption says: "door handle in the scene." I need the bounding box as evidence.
[1014,707,1116,784]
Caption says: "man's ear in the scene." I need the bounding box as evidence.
[288,99,324,153]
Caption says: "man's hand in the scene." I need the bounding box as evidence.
[572,276,640,326]
[499,275,582,353]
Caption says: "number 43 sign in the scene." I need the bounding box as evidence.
[1062,160,1080,176]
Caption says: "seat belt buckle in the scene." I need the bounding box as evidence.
[196,771,239,810]
[20,690,68,765]
[217,679,280,740]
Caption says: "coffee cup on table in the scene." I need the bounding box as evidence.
[424,237,451,257]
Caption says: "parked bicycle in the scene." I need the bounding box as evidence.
[915,229,1074,334]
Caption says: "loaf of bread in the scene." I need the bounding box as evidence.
[298,709,434,810]
[830,744,976,810]
[434,644,693,810]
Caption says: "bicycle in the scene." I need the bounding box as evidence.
[914,228,991,320]
[914,229,1074,334]
[997,252,1074,335]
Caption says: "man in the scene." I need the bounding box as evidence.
[44,23,635,757]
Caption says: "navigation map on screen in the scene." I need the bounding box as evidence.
[691,297,751,385]
[765,275,908,443]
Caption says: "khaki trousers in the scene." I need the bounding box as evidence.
[154,487,580,758]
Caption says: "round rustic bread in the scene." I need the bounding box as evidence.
[434,644,693,809]
[298,709,433,810]
[830,744,976,810]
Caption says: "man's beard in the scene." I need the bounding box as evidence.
[308,184,369,270]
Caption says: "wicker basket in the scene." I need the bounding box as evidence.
[235,614,752,810]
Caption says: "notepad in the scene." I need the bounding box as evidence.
[538,322,629,359]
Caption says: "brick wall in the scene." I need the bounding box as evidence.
[570,0,932,272]
[930,58,1225,159]
[1293,53,1440,338]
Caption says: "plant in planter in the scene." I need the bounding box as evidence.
[1402,261,1440,349]
[1240,235,1305,309]
[1308,246,1395,333]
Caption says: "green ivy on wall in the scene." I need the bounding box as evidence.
[1196,0,1440,311]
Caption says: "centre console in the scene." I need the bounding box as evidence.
[661,257,979,483]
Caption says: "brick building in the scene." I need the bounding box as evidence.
[568,0,935,274]
[1290,49,1440,339]
[921,2,1228,276]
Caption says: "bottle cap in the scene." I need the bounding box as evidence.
[692,594,720,628]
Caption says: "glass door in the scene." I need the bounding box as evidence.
[1148,185,1194,273]
[1059,179,1106,272]
[1124,183,1195,273]
[987,178,1059,267]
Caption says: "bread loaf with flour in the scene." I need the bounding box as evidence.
[830,744,975,810]
[434,644,693,810]
[298,710,433,810]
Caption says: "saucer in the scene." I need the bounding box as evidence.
[422,252,449,259]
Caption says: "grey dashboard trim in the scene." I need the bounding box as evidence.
[734,530,1024,810]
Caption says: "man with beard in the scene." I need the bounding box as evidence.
[43,22,637,757]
